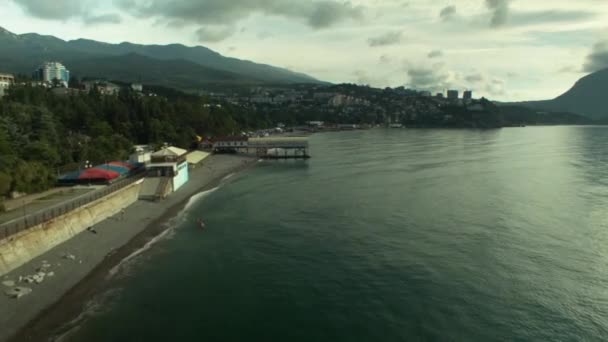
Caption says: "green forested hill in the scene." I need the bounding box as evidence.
[514,68,608,120]
[0,26,321,88]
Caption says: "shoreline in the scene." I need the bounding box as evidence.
[3,155,258,342]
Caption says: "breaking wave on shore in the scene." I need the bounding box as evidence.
[221,173,236,182]
[184,187,220,212]
[106,226,174,279]
[107,186,221,280]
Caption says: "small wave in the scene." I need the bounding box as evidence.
[184,187,219,211]
[107,227,175,279]
[107,186,221,279]
[222,172,236,182]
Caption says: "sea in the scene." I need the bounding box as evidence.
[64,126,608,341]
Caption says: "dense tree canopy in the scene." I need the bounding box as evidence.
[0,85,256,203]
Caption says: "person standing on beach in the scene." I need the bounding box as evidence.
[121,208,125,221]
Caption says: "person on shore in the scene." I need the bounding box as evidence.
[120,208,126,221]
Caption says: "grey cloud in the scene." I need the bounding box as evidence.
[464,74,483,83]
[12,0,89,20]
[13,0,122,25]
[465,74,484,83]
[558,65,578,73]
[86,13,122,25]
[195,26,237,43]
[485,0,510,28]
[117,0,363,30]
[368,31,403,47]
[510,10,596,26]
[583,41,608,73]
[406,65,506,97]
[482,2,591,29]
[439,6,456,22]
[427,50,443,59]
[354,70,387,87]
[485,78,506,96]
[406,67,449,91]
[379,54,391,64]
[308,1,363,29]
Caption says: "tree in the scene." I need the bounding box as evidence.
[51,78,62,88]
[23,141,60,166]
[0,172,11,198]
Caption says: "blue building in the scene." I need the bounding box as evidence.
[34,62,70,87]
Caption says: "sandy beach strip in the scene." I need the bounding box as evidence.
[0,154,257,342]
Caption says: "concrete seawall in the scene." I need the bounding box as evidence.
[0,180,143,277]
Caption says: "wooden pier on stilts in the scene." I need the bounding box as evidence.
[247,137,311,159]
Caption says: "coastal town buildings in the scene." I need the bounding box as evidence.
[82,81,121,95]
[463,90,473,100]
[34,62,70,87]
[131,83,143,92]
[0,73,14,96]
[447,90,459,100]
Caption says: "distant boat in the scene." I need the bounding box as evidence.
[389,124,403,128]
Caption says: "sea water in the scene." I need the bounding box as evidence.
[66,127,608,341]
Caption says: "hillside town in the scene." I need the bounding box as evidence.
[203,83,500,128]
[1,60,506,130]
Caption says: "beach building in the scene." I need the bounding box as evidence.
[147,146,189,192]
[307,121,324,128]
[212,136,248,154]
[0,73,14,97]
[186,150,210,169]
[129,145,153,164]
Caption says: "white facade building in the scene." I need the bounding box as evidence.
[0,73,14,97]
[35,62,70,87]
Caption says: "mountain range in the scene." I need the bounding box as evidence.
[512,67,608,120]
[1,26,606,120]
[0,26,321,89]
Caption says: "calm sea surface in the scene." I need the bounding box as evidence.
[67,127,608,341]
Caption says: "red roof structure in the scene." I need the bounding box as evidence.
[78,168,120,181]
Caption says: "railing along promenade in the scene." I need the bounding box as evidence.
[0,173,144,240]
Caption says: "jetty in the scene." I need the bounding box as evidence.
[248,137,310,159]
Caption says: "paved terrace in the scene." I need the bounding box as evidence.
[0,188,98,225]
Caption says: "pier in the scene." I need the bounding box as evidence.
[248,137,310,159]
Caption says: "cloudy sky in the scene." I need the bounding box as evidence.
[2,0,608,101]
